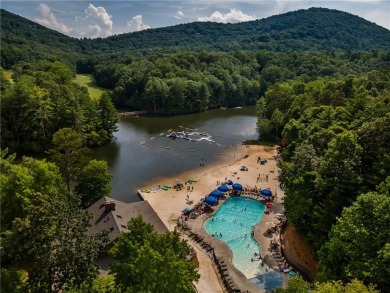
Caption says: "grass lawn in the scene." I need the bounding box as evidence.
[74,74,109,100]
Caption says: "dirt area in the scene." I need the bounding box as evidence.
[281,223,318,280]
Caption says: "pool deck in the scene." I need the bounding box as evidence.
[139,145,289,293]
[182,190,289,293]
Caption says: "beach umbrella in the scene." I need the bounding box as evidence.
[266,202,272,208]
[232,183,243,191]
[227,180,233,185]
[261,189,272,196]
[205,196,218,205]
[183,207,192,212]
[218,185,229,192]
[210,190,223,198]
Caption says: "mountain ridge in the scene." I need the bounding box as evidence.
[1,7,390,69]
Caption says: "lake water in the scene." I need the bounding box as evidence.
[91,106,257,203]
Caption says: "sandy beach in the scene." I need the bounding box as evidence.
[139,144,285,293]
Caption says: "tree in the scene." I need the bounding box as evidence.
[357,114,390,189]
[110,216,199,293]
[74,159,112,208]
[0,268,24,293]
[273,276,311,293]
[318,188,390,292]
[256,118,273,140]
[271,108,284,140]
[0,155,66,232]
[97,93,118,143]
[281,144,320,234]
[310,131,362,248]
[48,128,90,192]
[275,277,379,293]
[256,97,267,119]
[2,195,107,293]
[66,276,117,293]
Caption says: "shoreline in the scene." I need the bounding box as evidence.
[138,144,285,293]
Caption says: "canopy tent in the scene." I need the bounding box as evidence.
[260,189,272,196]
[232,183,243,191]
[205,196,218,205]
[218,185,230,192]
[210,190,223,198]
[227,180,233,185]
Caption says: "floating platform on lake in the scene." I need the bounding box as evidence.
[118,111,146,117]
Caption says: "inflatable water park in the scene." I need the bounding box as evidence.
[166,128,214,143]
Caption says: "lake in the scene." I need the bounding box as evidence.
[91,106,258,203]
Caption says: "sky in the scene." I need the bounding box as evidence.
[2,1,389,38]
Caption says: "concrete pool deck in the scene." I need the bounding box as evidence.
[139,144,288,293]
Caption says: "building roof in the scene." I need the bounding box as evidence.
[87,196,168,245]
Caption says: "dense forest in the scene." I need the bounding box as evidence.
[0,63,118,153]
[2,7,390,70]
[258,69,390,291]
[90,50,390,113]
[1,6,390,293]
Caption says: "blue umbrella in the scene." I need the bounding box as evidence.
[261,189,272,196]
[205,196,218,205]
[227,180,233,185]
[210,190,223,198]
[232,183,243,190]
[218,185,229,192]
[183,207,192,212]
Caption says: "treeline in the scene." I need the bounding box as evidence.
[257,69,390,291]
[3,8,390,70]
[0,9,81,71]
[89,8,390,54]
[0,61,118,153]
[85,50,389,114]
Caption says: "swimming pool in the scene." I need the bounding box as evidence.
[204,196,284,289]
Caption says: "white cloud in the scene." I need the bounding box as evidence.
[175,10,185,19]
[127,15,151,32]
[198,8,256,23]
[361,8,390,29]
[34,3,72,34]
[270,0,308,16]
[84,4,113,38]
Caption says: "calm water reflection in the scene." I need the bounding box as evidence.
[92,106,257,202]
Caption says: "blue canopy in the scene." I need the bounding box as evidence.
[227,180,233,185]
[232,183,243,190]
[261,189,272,196]
[218,185,229,192]
[205,196,218,205]
[210,190,223,198]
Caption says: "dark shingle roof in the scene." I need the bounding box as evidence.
[87,196,168,245]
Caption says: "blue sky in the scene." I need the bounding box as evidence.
[2,1,389,38]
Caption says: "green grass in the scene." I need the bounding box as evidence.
[3,70,14,83]
[73,74,109,100]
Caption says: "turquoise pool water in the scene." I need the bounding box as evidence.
[204,197,284,289]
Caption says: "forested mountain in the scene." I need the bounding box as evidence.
[95,8,390,53]
[0,9,81,70]
[2,7,390,69]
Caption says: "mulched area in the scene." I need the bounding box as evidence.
[281,223,318,280]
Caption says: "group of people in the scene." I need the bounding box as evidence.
[256,173,269,183]
[187,201,205,219]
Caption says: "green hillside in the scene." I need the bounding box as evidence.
[2,7,390,69]
[92,8,390,53]
[0,9,81,69]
